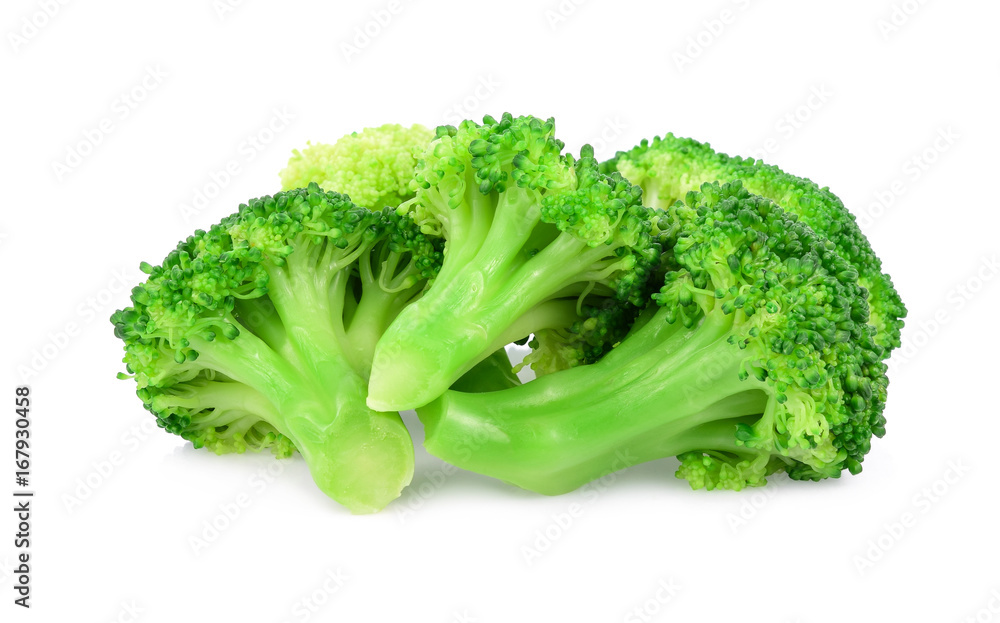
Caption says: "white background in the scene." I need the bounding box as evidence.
[3,0,999,621]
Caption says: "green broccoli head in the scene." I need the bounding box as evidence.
[601,133,906,356]
[418,181,887,494]
[280,123,434,208]
[658,182,886,484]
[366,113,658,411]
[112,184,444,513]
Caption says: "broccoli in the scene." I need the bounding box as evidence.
[601,134,906,355]
[417,182,889,494]
[280,123,434,209]
[113,114,903,511]
[111,184,446,513]
[366,114,659,411]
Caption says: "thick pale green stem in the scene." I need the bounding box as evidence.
[488,299,583,354]
[368,282,589,411]
[342,248,424,379]
[152,380,280,424]
[188,255,415,512]
[368,229,629,411]
[418,332,769,495]
[187,327,303,410]
[265,256,353,382]
[498,232,617,301]
[280,374,413,514]
[232,298,304,371]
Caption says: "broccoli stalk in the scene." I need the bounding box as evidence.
[112,185,443,513]
[367,114,658,411]
[601,134,906,355]
[418,182,889,494]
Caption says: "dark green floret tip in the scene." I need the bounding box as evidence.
[602,133,906,356]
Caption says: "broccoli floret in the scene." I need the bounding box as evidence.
[601,134,906,355]
[366,113,659,411]
[111,184,443,513]
[280,123,434,208]
[418,182,888,494]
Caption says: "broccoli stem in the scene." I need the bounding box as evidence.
[342,248,424,379]
[368,279,594,411]
[279,374,415,514]
[187,326,302,407]
[151,380,288,452]
[418,316,771,495]
[368,229,633,411]
[183,329,411,511]
[264,252,354,379]
[152,379,279,424]
[177,255,415,512]
[490,299,584,352]
[423,172,496,275]
[232,297,297,364]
